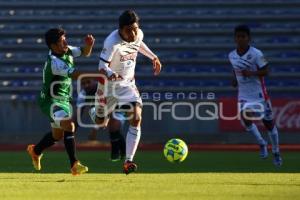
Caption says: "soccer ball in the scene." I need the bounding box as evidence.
[163,138,188,163]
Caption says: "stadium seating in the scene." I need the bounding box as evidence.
[0,0,299,100]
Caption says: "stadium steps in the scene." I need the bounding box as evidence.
[1,15,300,23]
[1,1,300,8]
[1,58,299,65]
[0,0,299,95]
[1,29,300,37]
[1,72,300,79]
[1,43,299,51]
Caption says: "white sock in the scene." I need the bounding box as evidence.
[246,124,266,145]
[268,126,280,153]
[125,126,141,162]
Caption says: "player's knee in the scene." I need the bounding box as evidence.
[130,114,142,127]
[52,135,63,141]
[108,120,121,132]
[95,117,108,128]
[262,119,274,131]
[60,120,76,133]
[52,128,64,141]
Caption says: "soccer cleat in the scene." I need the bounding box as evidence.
[259,143,268,159]
[111,154,121,162]
[27,144,43,171]
[71,161,88,176]
[273,152,283,167]
[123,161,137,175]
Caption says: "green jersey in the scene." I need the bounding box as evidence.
[38,45,81,120]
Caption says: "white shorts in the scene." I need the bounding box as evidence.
[239,99,273,121]
[95,80,142,118]
[51,110,70,128]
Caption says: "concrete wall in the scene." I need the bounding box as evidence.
[1,99,299,144]
[0,99,218,143]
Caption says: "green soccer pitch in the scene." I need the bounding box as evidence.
[0,151,299,200]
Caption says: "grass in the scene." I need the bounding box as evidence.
[0,151,299,200]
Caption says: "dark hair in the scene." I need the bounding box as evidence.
[45,28,66,48]
[119,10,139,29]
[234,24,251,36]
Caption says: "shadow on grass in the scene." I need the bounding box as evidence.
[0,151,299,173]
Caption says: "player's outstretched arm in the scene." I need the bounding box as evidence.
[98,60,123,81]
[152,57,162,76]
[81,34,95,57]
[69,70,122,82]
[139,41,162,76]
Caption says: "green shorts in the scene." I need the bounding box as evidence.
[38,98,72,128]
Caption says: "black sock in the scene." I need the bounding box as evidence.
[119,134,126,157]
[64,131,77,167]
[110,130,124,156]
[34,131,56,155]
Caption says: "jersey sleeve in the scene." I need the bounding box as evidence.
[98,37,117,76]
[255,50,268,68]
[228,52,234,66]
[139,41,157,60]
[68,45,82,58]
[51,58,75,77]
[99,39,116,62]
[228,53,232,63]
[138,29,144,41]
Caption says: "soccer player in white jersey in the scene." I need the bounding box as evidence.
[90,10,162,174]
[228,25,282,166]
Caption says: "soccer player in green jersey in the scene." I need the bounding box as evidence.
[27,28,95,175]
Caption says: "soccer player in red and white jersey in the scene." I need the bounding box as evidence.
[90,10,162,174]
[228,25,282,166]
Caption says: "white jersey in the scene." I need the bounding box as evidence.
[228,46,269,102]
[99,29,144,82]
[95,29,144,116]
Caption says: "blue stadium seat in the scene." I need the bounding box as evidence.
[277,52,300,58]
[0,0,299,98]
